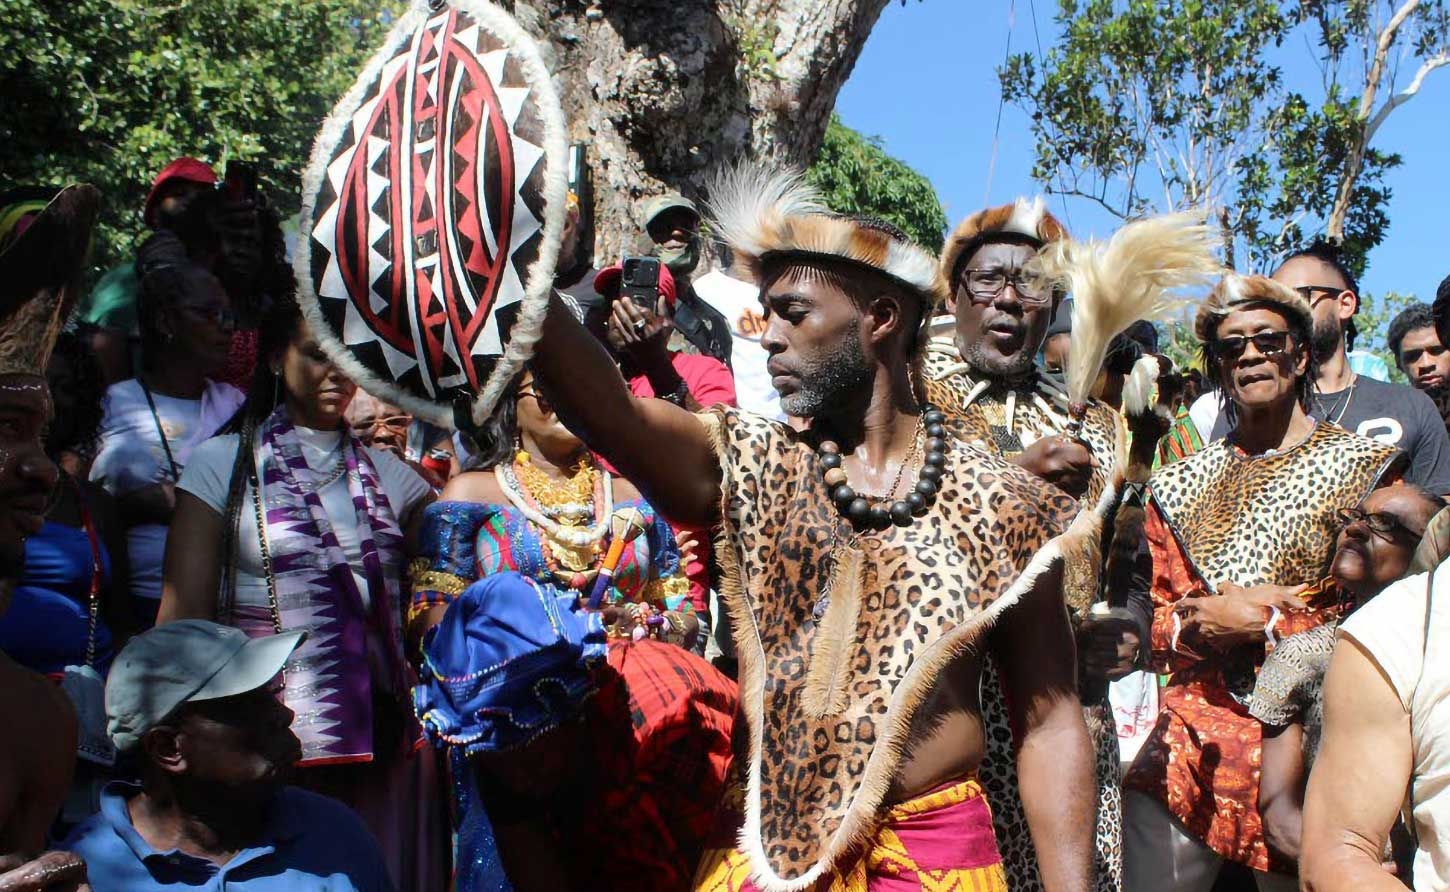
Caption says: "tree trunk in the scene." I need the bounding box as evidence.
[509,0,892,262]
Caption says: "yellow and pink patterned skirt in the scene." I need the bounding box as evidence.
[694,776,1007,892]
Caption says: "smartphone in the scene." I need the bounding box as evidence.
[620,256,661,311]
[222,160,258,203]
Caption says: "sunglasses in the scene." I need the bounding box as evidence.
[179,304,240,331]
[1212,330,1292,362]
[1335,507,1423,542]
[1293,285,1343,308]
[353,415,410,432]
[957,268,1053,306]
[518,388,553,414]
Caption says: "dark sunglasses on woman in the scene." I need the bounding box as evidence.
[1213,330,1292,362]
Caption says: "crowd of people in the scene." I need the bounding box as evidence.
[6,21,1450,892]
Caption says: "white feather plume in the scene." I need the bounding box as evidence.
[1121,354,1162,418]
[705,164,826,264]
[1032,210,1223,409]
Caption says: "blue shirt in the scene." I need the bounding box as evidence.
[61,783,394,892]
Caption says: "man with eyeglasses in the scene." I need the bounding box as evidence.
[1248,484,1443,877]
[922,199,1139,892]
[1187,244,1450,494]
[345,390,457,487]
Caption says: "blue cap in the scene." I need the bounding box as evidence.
[415,574,607,755]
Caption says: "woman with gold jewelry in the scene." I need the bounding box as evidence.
[408,371,697,654]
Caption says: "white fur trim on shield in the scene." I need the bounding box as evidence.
[294,0,568,430]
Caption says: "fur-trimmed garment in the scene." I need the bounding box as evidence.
[1148,423,1399,592]
[694,407,1088,892]
[1125,423,1399,871]
[922,341,1128,892]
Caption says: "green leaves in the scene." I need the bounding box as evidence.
[1000,0,1446,276]
[0,0,407,276]
[805,114,948,251]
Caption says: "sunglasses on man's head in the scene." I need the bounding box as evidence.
[1293,285,1343,308]
[1212,330,1292,362]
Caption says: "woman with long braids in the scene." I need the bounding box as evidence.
[157,295,447,890]
[407,370,695,653]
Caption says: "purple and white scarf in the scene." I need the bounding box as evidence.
[232,408,413,765]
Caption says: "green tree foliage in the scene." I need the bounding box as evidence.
[0,0,405,274]
[806,114,948,251]
[1000,0,1448,277]
[1356,289,1419,382]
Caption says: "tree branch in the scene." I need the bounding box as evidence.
[1052,186,1132,220]
[1365,51,1450,140]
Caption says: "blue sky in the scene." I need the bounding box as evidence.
[835,1,1450,318]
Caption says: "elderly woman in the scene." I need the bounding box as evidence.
[1250,484,1443,870]
[1121,274,1403,892]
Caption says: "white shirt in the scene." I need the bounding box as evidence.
[691,269,783,420]
[179,427,432,612]
[90,379,244,602]
[1340,561,1450,890]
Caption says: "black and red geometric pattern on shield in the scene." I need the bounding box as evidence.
[308,6,548,403]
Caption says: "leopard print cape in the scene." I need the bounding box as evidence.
[698,407,1091,891]
[1149,423,1400,590]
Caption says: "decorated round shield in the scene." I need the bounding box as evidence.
[297,0,568,429]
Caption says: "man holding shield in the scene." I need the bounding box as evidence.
[292,4,1091,889]
[528,169,1100,892]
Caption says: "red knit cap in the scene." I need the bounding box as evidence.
[142,157,217,227]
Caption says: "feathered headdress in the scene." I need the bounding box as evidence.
[1031,211,1223,433]
[296,0,569,430]
[939,196,1068,287]
[1194,273,1312,345]
[706,164,948,307]
[0,184,101,378]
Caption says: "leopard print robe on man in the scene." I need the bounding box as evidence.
[696,407,1092,892]
[922,341,1129,892]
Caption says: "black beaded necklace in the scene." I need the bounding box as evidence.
[817,406,948,529]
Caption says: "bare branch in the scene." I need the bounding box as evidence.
[1365,51,1450,139]
[1052,186,1133,220]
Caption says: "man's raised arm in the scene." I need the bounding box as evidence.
[529,294,722,529]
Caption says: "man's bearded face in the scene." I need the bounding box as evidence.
[759,263,880,420]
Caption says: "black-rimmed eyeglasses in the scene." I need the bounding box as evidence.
[957,268,1053,306]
